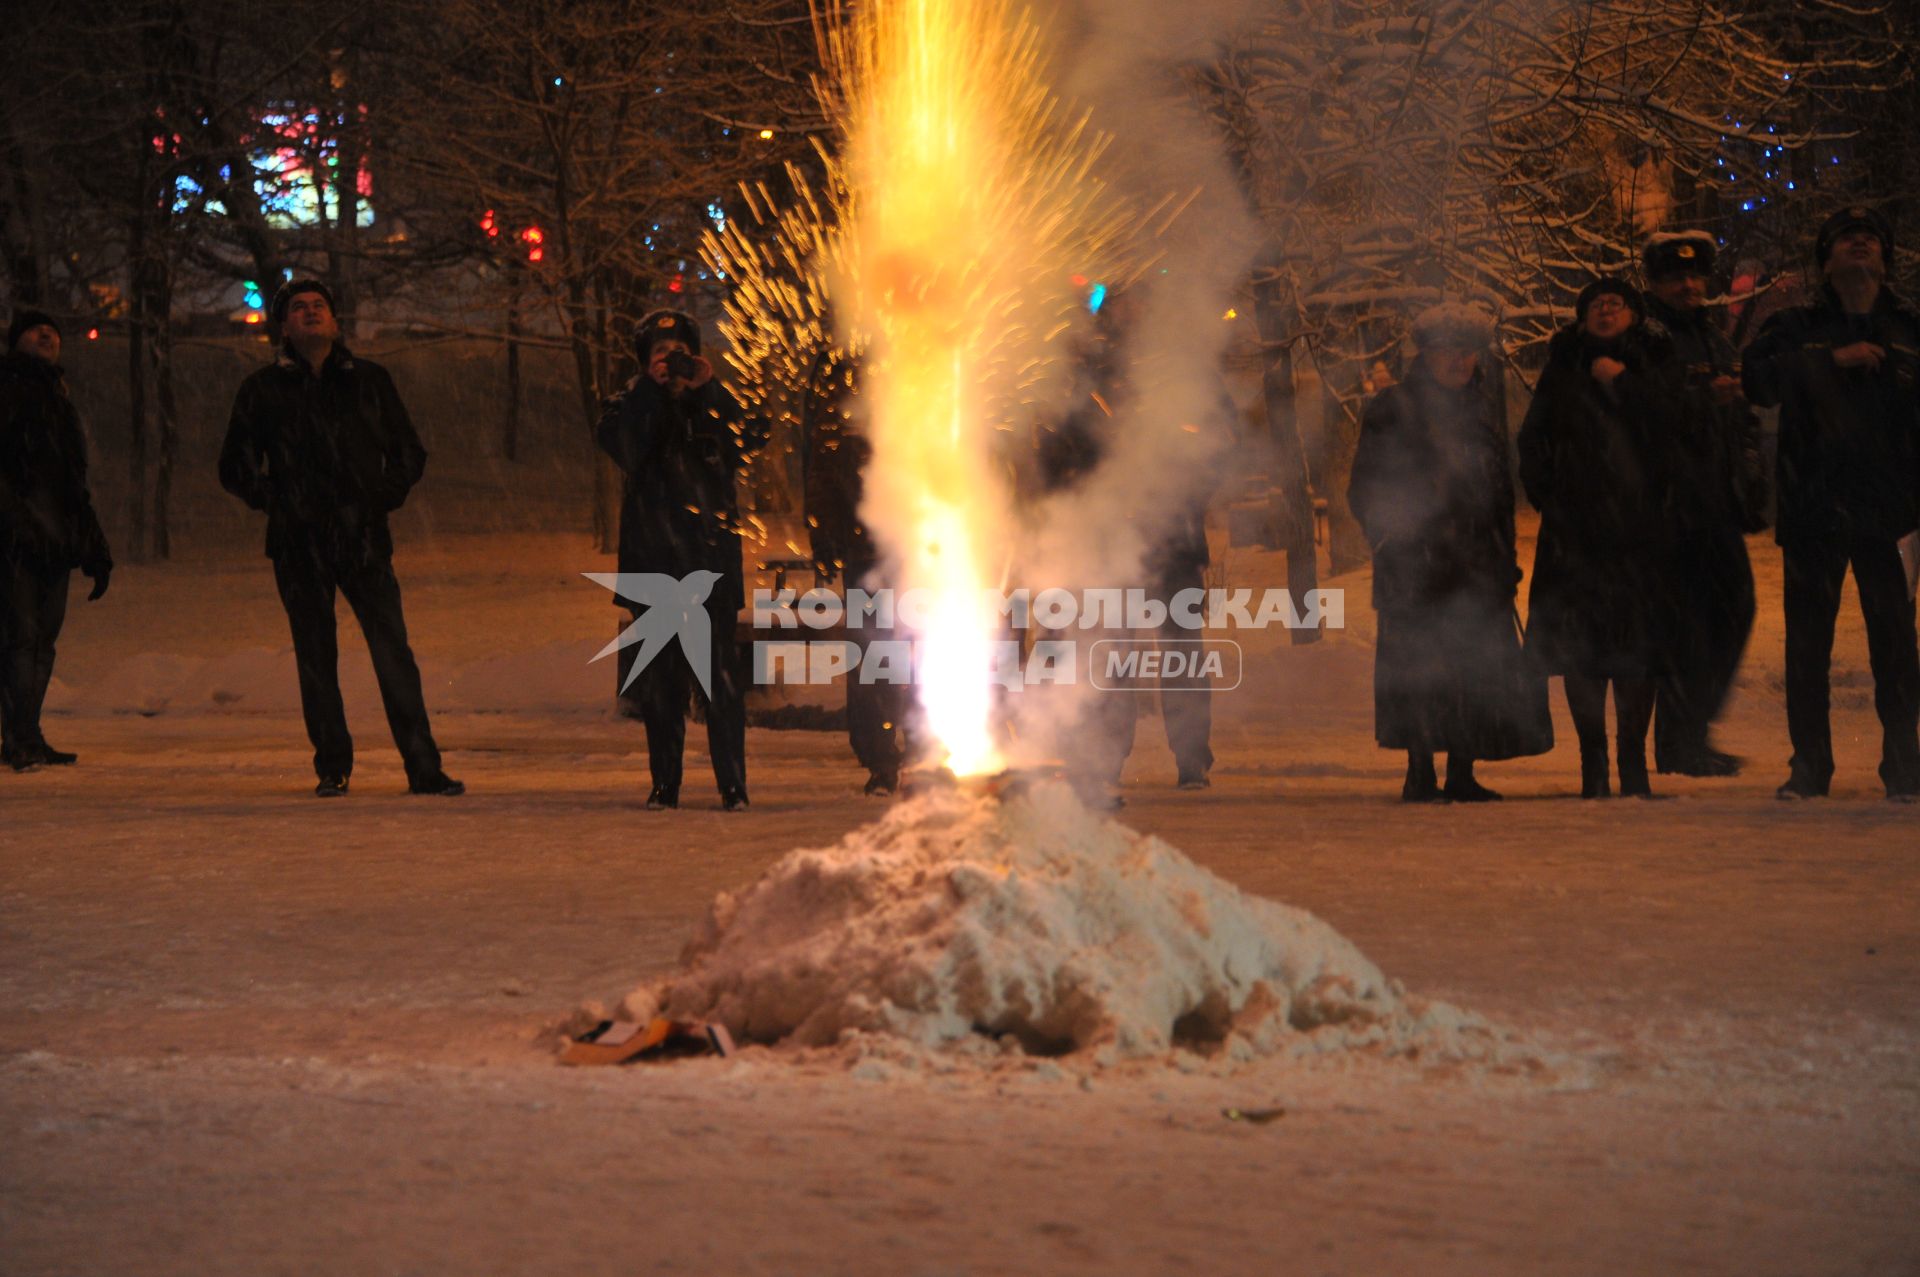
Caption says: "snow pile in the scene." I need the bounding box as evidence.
[624,781,1470,1062]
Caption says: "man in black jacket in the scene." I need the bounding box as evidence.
[597,309,767,811]
[218,280,461,798]
[1742,206,1920,801]
[1641,232,1766,778]
[1,310,112,770]
[802,349,914,796]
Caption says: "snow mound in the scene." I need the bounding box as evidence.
[626,781,1464,1062]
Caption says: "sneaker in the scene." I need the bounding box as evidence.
[864,770,898,797]
[408,772,465,797]
[315,774,350,798]
[645,785,679,810]
[721,788,750,812]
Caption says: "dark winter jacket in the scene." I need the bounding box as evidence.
[1518,321,1685,676]
[1644,296,1768,534]
[801,350,878,579]
[0,352,111,572]
[218,344,427,566]
[1349,363,1518,614]
[1036,376,1217,588]
[1740,283,1920,547]
[596,373,767,615]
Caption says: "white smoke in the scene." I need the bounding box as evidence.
[1010,1,1269,760]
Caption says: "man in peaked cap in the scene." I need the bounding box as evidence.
[596,308,769,811]
[1742,205,1920,801]
[219,279,463,798]
[1640,231,1766,778]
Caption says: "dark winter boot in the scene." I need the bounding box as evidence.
[864,769,898,797]
[1443,756,1502,803]
[721,787,750,812]
[1579,746,1611,799]
[33,742,77,766]
[1617,743,1658,799]
[1402,752,1442,803]
[645,784,679,810]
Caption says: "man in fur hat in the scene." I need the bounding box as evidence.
[1743,205,1920,801]
[1641,231,1766,778]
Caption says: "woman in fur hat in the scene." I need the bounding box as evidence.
[1518,278,1686,798]
[1349,303,1552,802]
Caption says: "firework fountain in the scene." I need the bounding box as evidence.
[604,0,1485,1065]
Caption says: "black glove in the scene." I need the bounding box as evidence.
[85,559,112,601]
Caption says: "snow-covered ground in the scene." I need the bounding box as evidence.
[3,520,1917,1276]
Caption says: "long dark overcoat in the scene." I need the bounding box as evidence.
[1350,362,1550,757]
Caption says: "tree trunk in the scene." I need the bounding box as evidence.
[504,273,523,462]
[125,215,152,562]
[1251,265,1321,643]
[151,265,178,561]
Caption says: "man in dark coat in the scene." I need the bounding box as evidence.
[1,310,112,770]
[1641,232,1767,778]
[1035,308,1218,799]
[219,280,462,798]
[1742,205,1920,801]
[1520,278,1685,798]
[801,348,914,795]
[597,309,768,810]
[1350,303,1551,802]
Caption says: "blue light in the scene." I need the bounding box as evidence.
[553,77,564,87]
[1788,181,1796,190]
[1087,283,1108,314]
[1742,201,1753,211]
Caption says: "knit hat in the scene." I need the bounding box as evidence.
[271,278,337,324]
[1575,277,1644,324]
[633,309,702,360]
[1410,301,1496,351]
[7,308,61,351]
[1814,204,1893,268]
[1642,230,1716,280]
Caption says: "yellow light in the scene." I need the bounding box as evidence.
[818,0,1132,776]
[758,129,775,140]
[244,312,263,324]
[1223,307,1238,320]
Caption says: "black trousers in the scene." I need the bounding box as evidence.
[1782,535,1920,792]
[1077,565,1215,786]
[273,551,442,783]
[0,559,70,754]
[841,557,912,778]
[630,598,747,794]
[1654,527,1755,764]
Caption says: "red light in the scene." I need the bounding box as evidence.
[87,328,100,340]
[1070,274,1088,287]
[521,225,545,245]
[668,275,684,293]
[528,247,544,263]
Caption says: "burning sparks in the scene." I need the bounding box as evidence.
[710,0,1137,776]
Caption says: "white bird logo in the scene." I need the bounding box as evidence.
[584,570,723,695]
